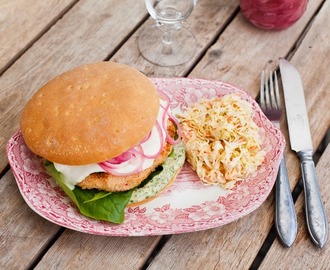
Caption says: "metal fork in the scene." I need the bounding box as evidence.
[260,70,298,247]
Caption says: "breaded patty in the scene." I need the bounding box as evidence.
[78,123,175,192]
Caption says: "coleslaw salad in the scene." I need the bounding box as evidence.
[179,93,265,189]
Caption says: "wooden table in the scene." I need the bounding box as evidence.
[1,0,329,269]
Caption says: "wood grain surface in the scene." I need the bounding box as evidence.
[1,0,329,269]
[0,0,76,73]
[0,171,61,269]
[260,145,330,270]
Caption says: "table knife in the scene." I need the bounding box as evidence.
[279,58,328,248]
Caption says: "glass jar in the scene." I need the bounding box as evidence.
[239,0,308,30]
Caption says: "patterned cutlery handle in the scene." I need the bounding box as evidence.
[275,156,297,247]
[298,150,328,248]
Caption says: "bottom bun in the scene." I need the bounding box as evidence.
[126,171,179,208]
[127,142,185,207]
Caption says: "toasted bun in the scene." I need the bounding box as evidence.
[20,62,160,165]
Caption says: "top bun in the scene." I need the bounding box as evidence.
[20,62,160,165]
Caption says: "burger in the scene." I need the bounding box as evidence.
[20,62,185,223]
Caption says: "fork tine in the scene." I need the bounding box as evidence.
[274,70,281,110]
[269,70,277,109]
[265,70,271,111]
[260,70,265,111]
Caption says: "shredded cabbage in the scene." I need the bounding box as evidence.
[179,93,265,189]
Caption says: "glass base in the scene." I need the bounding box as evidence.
[138,24,197,67]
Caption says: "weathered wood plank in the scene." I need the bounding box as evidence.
[260,3,330,266]
[259,144,330,270]
[0,171,61,270]
[0,0,76,73]
[148,199,276,269]
[1,1,329,269]
[34,231,160,269]
[0,0,147,173]
[189,0,322,97]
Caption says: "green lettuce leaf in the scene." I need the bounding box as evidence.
[45,162,132,224]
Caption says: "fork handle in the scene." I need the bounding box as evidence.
[275,156,298,247]
[298,150,328,248]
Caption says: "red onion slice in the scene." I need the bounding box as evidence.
[137,120,164,158]
[166,110,182,145]
[158,90,171,105]
[99,147,145,176]
[139,130,152,144]
[107,151,132,164]
[159,91,181,145]
[98,95,181,176]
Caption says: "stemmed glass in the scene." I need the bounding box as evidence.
[138,0,197,67]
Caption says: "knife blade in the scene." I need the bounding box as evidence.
[279,58,328,248]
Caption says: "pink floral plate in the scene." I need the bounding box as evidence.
[6,78,285,236]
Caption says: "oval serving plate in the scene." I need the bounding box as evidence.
[6,78,285,236]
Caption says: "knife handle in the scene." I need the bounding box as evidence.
[275,156,297,247]
[298,150,328,248]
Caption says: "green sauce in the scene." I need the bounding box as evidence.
[129,142,186,204]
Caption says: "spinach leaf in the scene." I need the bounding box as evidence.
[45,162,132,224]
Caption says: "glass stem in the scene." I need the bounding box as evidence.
[162,31,174,55]
[157,21,182,55]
